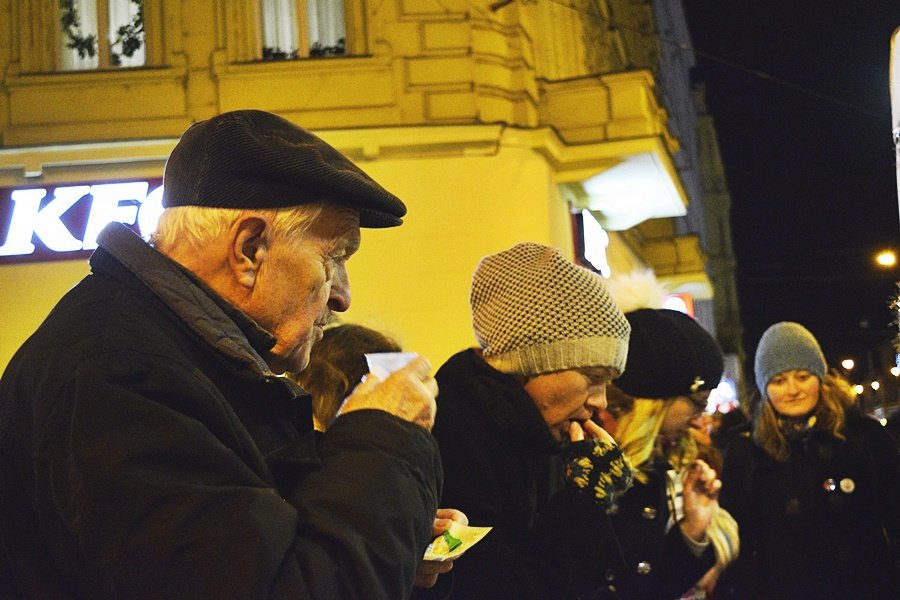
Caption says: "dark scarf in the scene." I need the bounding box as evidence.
[777,411,818,442]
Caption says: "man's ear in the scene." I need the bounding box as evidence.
[229,216,270,289]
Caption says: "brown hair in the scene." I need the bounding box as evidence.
[291,324,401,430]
[751,370,857,462]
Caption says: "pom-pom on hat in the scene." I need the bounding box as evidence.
[162,110,407,228]
[470,242,631,377]
[614,309,724,399]
[754,321,827,397]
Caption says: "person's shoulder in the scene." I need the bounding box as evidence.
[434,349,497,397]
[844,409,886,434]
[843,410,898,448]
[435,349,477,374]
[722,428,756,460]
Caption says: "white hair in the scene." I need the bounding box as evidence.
[150,203,326,255]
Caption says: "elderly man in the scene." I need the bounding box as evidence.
[0,110,442,598]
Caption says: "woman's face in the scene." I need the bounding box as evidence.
[765,369,820,417]
[524,368,609,441]
[659,393,708,443]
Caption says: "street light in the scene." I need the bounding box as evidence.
[875,249,897,267]
[854,384,864,395]
[891,366,900,377]
[841,358,855,371]
[871,381,880,391]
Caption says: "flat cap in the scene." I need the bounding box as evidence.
[162,110,406,227]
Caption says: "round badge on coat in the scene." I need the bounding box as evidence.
[839,478,855,493]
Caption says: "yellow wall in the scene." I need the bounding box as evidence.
[1,260,89,370]
[342,147,573,368]
[0,143,576,373]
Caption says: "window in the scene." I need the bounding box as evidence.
[59,0,146,70]
[261,0,347,60]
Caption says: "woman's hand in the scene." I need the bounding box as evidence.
[680,459,722,542]
[563,419,633,508]
[569,418,616,444]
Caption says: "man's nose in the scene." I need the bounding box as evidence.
[328,266,351,312]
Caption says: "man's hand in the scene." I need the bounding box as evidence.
[415,509,469,588]
[679,459,721,542]
[338,356,438,431]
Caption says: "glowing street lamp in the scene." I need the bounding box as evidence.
[841,358,855,371]
[871,381,881,391]
[854,384,864,395]
[891,366,900,377]
[875,250,897,267]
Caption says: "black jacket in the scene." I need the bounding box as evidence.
[0,223,441,599]
[606,461,714,599]
[430,349,626,599]
[716,411,900,599]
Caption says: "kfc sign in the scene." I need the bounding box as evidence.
[0,179,163,264]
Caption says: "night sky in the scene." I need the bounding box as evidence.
[683,2,900,376]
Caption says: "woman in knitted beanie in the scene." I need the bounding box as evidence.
[427,242,634,599]
[715,321,900,599]
[604,307,739,600]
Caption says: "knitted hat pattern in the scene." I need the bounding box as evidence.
[754,321,827,397]
[614,308,724,399]
[470,242,631,377]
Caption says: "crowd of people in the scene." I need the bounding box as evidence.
[0,110,898,599]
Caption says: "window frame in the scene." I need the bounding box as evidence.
[256,0,365,62]
[57,0,148,71]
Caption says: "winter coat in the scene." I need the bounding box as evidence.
[716,411,900,599]
[0,223,442,599]
[428,349,626,599]
[605,461,715,599]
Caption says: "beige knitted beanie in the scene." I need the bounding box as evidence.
[470,242,631,377]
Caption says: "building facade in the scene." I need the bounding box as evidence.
[0,0,741,380]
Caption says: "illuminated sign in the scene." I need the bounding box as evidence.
[0,179,163,264]
[579,209,612,278]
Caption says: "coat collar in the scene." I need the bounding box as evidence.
[92,222,281,382]
[439,349,561,453]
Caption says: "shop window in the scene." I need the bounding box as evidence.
[59,0,146,70]
[261,0,347,60]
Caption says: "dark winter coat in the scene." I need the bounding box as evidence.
[429,349,626,599]
[606,461,715,599]
[0,223,442,599]
[716,411,900,599]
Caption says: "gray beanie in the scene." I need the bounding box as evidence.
[754,322,827,397]
[470,242,631,377]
